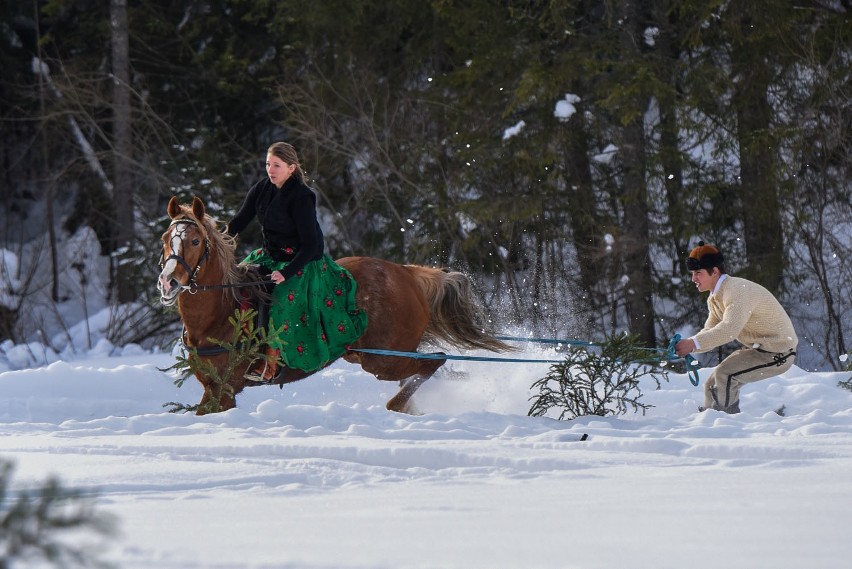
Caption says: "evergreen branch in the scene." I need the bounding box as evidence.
[528,332,670,421]
[0,460,116,568]
[165,309,287,413]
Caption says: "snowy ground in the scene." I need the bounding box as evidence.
[1,342,851,569]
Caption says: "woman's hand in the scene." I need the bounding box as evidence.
[270,270,286,284]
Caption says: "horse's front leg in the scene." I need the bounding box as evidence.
[194,375,240,415]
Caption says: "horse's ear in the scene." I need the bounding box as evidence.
[167,196,180,219]
[191,196,206,220]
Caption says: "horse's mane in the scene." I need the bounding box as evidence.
[174,204,262,303]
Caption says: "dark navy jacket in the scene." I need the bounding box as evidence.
[226,176,324,280]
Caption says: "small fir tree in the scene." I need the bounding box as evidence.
[528,333,669,421]
[0,459,116,568]
[164,308,285,414]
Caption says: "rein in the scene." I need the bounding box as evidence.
[176,279,275,294]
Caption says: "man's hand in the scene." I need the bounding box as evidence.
[271,270,286,284]
[675,338,696,357]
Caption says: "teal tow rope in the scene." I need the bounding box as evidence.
[346,348,563,364]
[497,333,701,387]
[348,334,701,385]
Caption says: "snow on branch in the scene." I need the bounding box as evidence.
[31,57,114,195]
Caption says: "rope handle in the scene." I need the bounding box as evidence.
[666,333,700,386]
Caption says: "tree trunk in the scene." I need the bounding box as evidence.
[620,118,656,347]
[732,14,784,292]
[615,0,656,347]
[111,0,135,303]
[34,2,60,303]
[563,106,606,311]
[651,1,688,265]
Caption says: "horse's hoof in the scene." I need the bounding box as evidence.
[387,399,423,416]
[402,402,424,416]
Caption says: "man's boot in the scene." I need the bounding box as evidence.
[698,401,740,414]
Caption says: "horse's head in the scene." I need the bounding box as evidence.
[157,196,212,306]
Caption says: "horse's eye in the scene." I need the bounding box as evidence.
[192,239,200,246]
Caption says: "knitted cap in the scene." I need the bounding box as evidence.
[686,241,724,271]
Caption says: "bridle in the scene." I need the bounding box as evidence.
[159,217,273,295]
[159,218,211,294]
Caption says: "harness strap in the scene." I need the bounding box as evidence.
[755,346,797,361]
[181,327,251,356]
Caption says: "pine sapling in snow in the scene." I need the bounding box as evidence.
[528,332,669,421]
[164,308,285,414]
[0,459,116,568]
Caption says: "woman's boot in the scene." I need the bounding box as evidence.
[247,347,280,381]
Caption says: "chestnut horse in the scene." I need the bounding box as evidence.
[157,196,511,414]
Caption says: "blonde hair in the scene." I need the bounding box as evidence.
[267,142,305,180]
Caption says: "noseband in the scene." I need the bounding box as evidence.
[159,218,210,294]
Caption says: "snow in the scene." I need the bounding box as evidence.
[644,26,660,47]
[31,58,114,193]
[2,336,851,568]
[502,120,526,140]
[554,93,581,122]
[593,143,618,164]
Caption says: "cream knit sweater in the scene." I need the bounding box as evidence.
[694,276,798,354]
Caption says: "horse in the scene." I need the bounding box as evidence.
[157,196,512,415]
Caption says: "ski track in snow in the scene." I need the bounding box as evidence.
[2,348,852,568]
[3,353,850,492]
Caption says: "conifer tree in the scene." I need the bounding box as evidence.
[0,459,116,568]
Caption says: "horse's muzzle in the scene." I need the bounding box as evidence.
[159,291,179,306]
[157,272,181,306]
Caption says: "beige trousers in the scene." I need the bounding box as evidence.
[704,348,796,410]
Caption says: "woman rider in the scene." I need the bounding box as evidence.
[225,142,367,380]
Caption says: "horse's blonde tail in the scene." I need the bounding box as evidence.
[407,266,513,353]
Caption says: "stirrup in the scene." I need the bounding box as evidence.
[246,353,279,382]
[245,359,270,381]
[244,367,266,382]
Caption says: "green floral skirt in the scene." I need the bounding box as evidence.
[241,250,368,373]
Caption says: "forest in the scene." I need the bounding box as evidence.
[1,0,850,370]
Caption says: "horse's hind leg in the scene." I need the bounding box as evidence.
[386,375,428,414]
[384,355,446,414]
